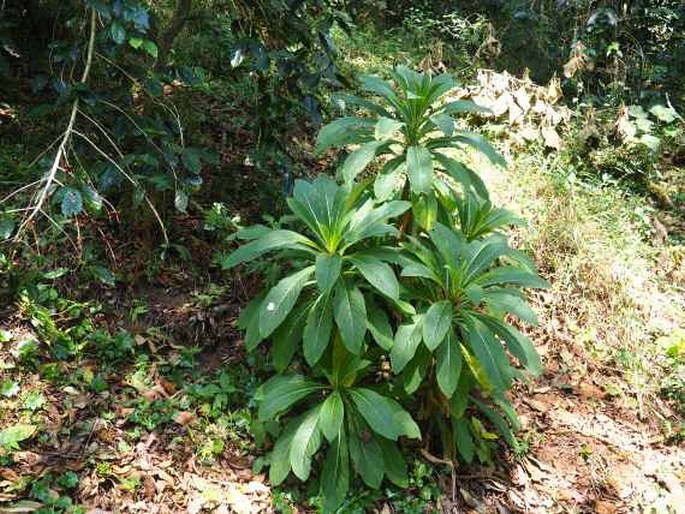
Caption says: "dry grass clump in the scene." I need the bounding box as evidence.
[488,152,684,423]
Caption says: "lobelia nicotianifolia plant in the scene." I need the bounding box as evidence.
[224,66,548,511]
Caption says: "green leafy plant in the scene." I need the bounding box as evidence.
[316,65,502,231]
[227,67,547,511]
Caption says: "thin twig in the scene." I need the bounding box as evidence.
[14,8,97,240]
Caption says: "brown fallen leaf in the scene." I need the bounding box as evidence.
[174,411,196,426]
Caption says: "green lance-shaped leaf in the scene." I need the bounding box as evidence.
[320,428,349,512]
[333,281,367,354]
[378,437,408,487]
[367,301,394,351]
[289,405,323,481]
[476,266,550,289]
[303,295,334,366]
[315,116,376,154]
[484,289,538,326]
[349,429,384,488]
[349,254,399,299]
[350,388,421,441]
[436,332,463,398]
[259,266,314,338]
[375,117,404,140]
[256,374,323,421]
[406,145,433,194]
[454,130,506,168]
[316,254,342,293]
[269,418,299,485]
[422,300,453,350]
[319,391,345,442]
[390,320,423,373]
[223,230,313,269]
[272,305,308,371]
[452,415,475,463]
[341,140,385,183]
[463,316,510,392]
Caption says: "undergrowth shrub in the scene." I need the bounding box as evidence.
[226,66,547,511]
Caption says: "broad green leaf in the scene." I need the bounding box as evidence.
[374,161,403,201]
[452,416,475,463]
[449,370,473,418]
[412,193,437,230]
[349,430,384,488]
[375,117,404,140]
[61,187,83,218]
[473,399,516,446]
[484,289,538,326]
[434,153,489,200]
[482,316,542,376]
[319,391,344,442]
[454,130,506,168]
[429,113,454,136]
[315,117,375,154]
[429,222,463,270]
[463,238,511,283]
[223,230,313,269]
[316,254,342,293]
[303,295,333,366]
[333,281,367,354]
[289,177,344,240]
[271,305,308,371]
[256,374,322,421]
[464,317,509,391]
[436,333,463,398]
[442,99,492,115]
[477,267,550,289]
[259,266,314,338]
[128,37,143,49]
[0,424,36,450]
[367,301,394,351]
[346,200,410,245]
[341,140,385,183]
[349,254,399,299]
[403,346,430,394]
[350,387,420,440]
[269,419,298,485]
[238,295,265,351]
[90,265,115,286]
[360,75,397,102]
[378,438,408,487]
[290,406,323,481]
[320,429,349,512]
[110,21,126,44]
[406,145,433,194]
[390,320,423,373]
[422,301,453,350]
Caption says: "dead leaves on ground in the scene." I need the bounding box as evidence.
[449,69,572,150]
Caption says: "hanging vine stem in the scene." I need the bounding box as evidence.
[13,7,169,247]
